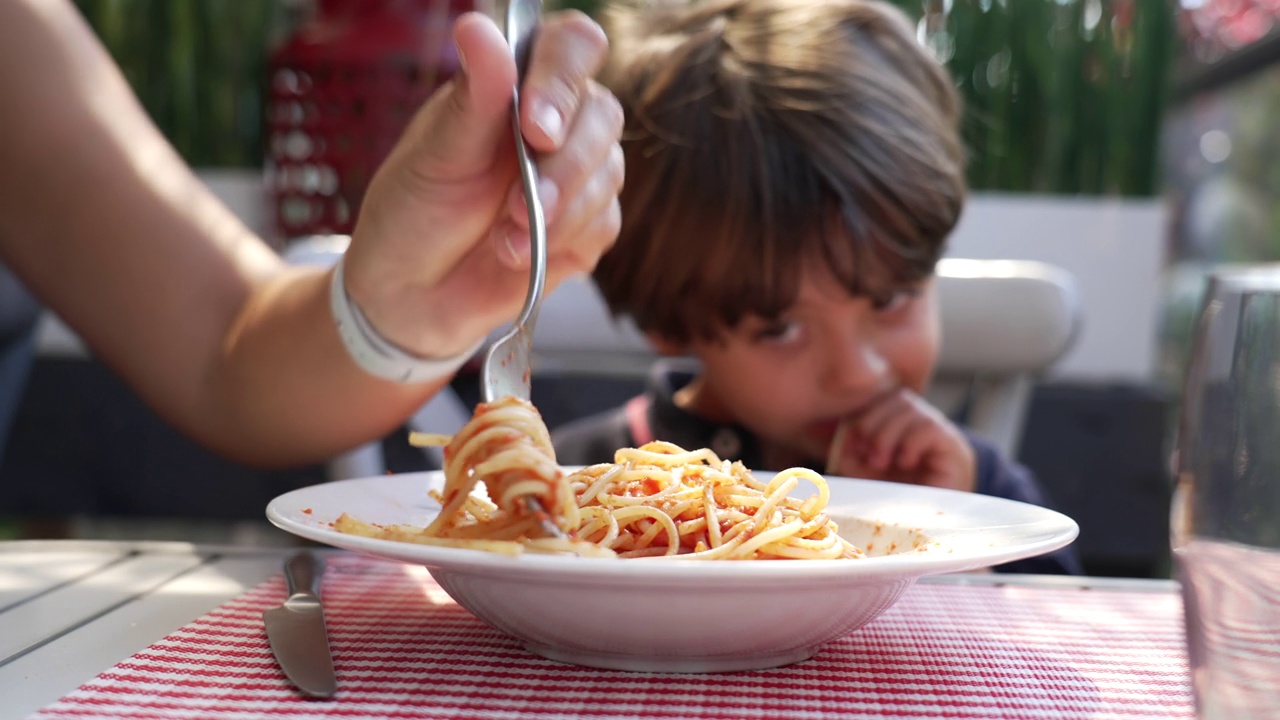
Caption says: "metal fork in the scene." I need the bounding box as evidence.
[480,0,565,541]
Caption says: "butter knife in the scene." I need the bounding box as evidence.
[263,551,337,698]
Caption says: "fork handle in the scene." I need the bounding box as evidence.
[509,100,548,333]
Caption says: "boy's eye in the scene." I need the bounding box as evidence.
[752,320,803,344]
[871,289,919,313]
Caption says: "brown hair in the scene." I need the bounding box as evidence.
[593,0,966,344]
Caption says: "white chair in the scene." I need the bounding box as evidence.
[928,258,1079,456]
[530,258,1081,458]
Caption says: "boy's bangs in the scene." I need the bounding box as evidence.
[599,116,947,345]
[594,0,963,345]
[651,181,932,343]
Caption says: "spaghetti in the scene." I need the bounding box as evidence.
[570,442,863,559]
[334,397,863,560]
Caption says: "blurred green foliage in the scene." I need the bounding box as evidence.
[76,0,1176,197]
[73,0,278,167]
[893,0,1176,197]
[565,0,1175,197]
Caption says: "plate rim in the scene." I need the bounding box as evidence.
[266,470,1079,580]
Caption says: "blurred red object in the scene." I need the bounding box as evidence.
[1179,0,1280,62]
[265,0,474,241]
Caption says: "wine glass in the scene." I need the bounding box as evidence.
[1172,266,1280,719]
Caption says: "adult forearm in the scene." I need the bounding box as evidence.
[199,267,446,467]
[0,0,445,467]
[0,0,624,466]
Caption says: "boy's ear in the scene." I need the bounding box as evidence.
[645,331,686,357]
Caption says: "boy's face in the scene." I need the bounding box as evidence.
[684,267,940,466]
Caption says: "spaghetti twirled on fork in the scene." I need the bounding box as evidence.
[334,397,863,559]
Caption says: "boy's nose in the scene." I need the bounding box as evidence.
[821,341,889,396]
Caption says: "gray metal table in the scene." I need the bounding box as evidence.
[0,540,295,719]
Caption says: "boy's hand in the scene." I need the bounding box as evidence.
[827,388,976,493]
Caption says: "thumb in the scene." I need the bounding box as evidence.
[426,12,519,172]
[826,421,880,481]
[826,419,854,476]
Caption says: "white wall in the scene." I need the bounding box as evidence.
[37,179,1170,387]
[945,194,1168,383]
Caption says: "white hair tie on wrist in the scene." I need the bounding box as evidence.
[329,258,481,384]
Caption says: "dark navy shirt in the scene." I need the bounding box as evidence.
[553,361,1083,575]
[0,263,40,466]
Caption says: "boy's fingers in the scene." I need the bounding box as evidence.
[519,11,609,150]
[850,390,906,444]
[868,410,919,470]
[831,445,874,481]
[897,425,933,471]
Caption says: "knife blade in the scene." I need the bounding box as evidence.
[263,550,337,698]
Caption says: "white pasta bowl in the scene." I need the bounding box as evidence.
[267,470,1077,673]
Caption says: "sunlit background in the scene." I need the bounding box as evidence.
[3,0,1279,580]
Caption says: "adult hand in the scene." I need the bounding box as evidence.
[344,10,624,358]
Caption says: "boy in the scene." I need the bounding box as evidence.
[552,0,1079,574]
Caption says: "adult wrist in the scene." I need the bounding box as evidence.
[329,258,482,384]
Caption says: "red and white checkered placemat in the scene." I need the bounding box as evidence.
[32,554,1192,720]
